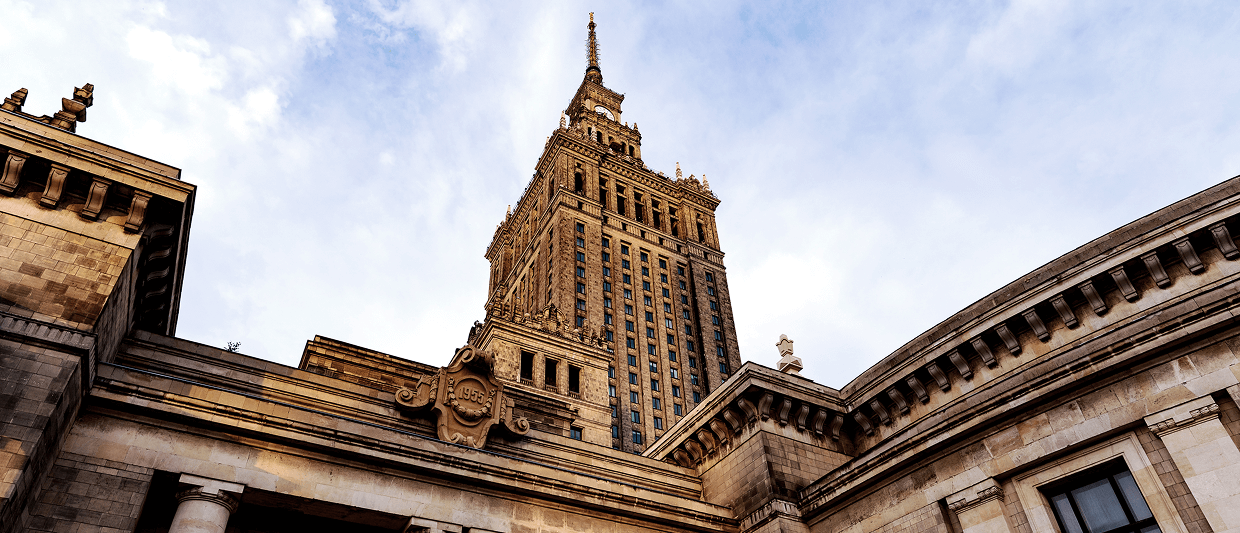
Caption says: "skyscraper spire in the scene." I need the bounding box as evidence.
[585,13,602,84]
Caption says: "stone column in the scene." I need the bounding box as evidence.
[1145,395,1240,533]
[168,474,245,533]
[947,479,1015,533]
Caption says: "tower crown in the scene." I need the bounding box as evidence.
[585,12,602,84]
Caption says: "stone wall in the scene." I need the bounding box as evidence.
[23,449,154,533]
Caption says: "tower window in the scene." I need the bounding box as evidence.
[576,222,585,233]
[653,417,662,429]
[520,351,534,381]
[545,359,558,387]
[568,365,581,394]
[574,172,583,192]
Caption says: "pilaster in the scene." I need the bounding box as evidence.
[1145,395,1240,533]
[947,479,1015,533]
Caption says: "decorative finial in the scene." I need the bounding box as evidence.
[676,162,682,179]
[49,83,94,132]
[1,88,28,113]
[506,205,511,218]
[560,113,566,129]
[776,334,802,376]
[585,13,602,84]
[702,174,710,190]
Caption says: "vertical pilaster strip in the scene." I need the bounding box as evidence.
[948,479,1017,533]
[1145,396,1240,533]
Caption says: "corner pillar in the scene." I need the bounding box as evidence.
[168,474,245,533]
[947,479,1015,533]
[1144,395,1240,533]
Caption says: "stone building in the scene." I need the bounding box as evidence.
[4,14,1240,533]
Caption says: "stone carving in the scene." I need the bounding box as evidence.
[1209,222,1240,260]
[775,334,802,375]
[1,88,27,112]
[394,344,529,449]
[125,191,153,232]
[969,336,997,368]
[0,149,29,195]
[1141,251,1171,288]
[40,163,70,207]
[1173,237,1205,274]
[50,83,94,132]
[1021,308,1050,342]
[80,178,111,220]
[1079,280,1107,315]
[1108,265,1140,302]
[1050,295,1077,328]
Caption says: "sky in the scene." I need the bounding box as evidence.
[4,1,1240,388]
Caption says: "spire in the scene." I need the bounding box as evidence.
[585,13,602,84]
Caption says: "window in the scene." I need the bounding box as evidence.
[575,315,585,327]
[576,283,585,294]
[651,379,660,391]
[626,338,636,348]
[642,281,651,291]
[576,266,585,277]
[678,266,685,276]
[629,372,638,384]
[602,236,610,247]
[622,259,631,269]
[662,288,670,297]
[645,311,655,321]
[628,354,637,366]
[602,252,611,263]
[673,404,682,416]
[684,325,693,335]
[632,430,642,444]
[664,303,672,312]
[649,361,658,373]
[687,341,695,352]
[545,359,558,387]
[621,244,629,255]
[603,266,611,277]
[717,345,726,357]
[641,252,649,262]
[710,300,718,310]
[642,266,650,276]
[1043,462,1160,533]
[690,373,698,385]
[612,405,617,418]
[647,344,656,355]
[612,425,620,438]
[626,320,635,332]
[681,295,689,304]
[576,251,586,262]
[623,274,631,284]
[692,391,701,402]
[660,273,668,283]
[604,297,613,308]
[652,397,661,410]
[679,281,686,290]
[631,411,640,423]
[659,259,667,269]
[520,351,534,381]
[576,237,585,248]
[576,222,585,233]
[568,365,581,394]
[672,385,681,398]
[719,362,727,373]
[670,368,679,379]
[654,417,664,430]
[714,330,723,341]
[604,313,613,325]
[688,357,697,368]
[624,289,633,299]
[609,385,616,397]
[705,273,714,282]
[570,427,582,440]
[605,330,614,341]
[630,391,639,403]
[608,366,615,378]
[644,296,653,306]
[669,351,677,362]
[625,304,634,315]
[682,310,690,319]
[666,334,674,344]
[604,281,612,292]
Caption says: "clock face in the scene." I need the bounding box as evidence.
[594,105,614,120]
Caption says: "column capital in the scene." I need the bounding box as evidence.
[1143,395,1220,437]
[175,487,240,514]
[947,478,1005,515]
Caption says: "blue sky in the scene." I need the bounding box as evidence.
[5,1,1240,387]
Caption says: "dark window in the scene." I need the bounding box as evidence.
[621,244,629,255]
[659,259,667,269]
[625,304,634,315]
[664,303,672,312]
[626,338,636,348]
[609,385,616,397]
[642,266,650,276]
[624,289,633,299]
[662,288,670,297]
[644,296,652,306]
[628,354,637,366]
[602,236,610,248]
[608,366,615,378]
[604,297,613,308]
[652,397,661,409]
[688,357,697,368]
[545,359,558,387]
[570,427,582,440]
[647,344,656,355]
[576,237,585,247]
[691,374,698,385]
[660,273,668,283]
[681,295,689,304]
[622,259,631,269]
[603,266,611,277]
[651,379,659,391]
[568,365,581,393]
[643,281,652,291]
[641,252,649,262]
[602,252,611,263]
[576,283,585,294]
[623,273,631,283]
[626,320,635,332]
[682,310,690,319]
[688,341,695,352]
[674,404,683,415]
[520,351,534,381]
[717,345,726,357]
[631,411,640,423]
[645,311,654,321]
[679,281,686,289]
[693,391,701,402]
[577,251,585,262]
[575,315,585,327]
[576,222,585,233]
[714,330,723,341]
[629,373,638,384]
[667,333,675,344]
[604,281,612,292]
[630,391,638,403]
[669,350,677,362]
[677,266,685,276]
[653,417,663,430]
[707,286,715,296]
[719,362,727,373]
[604,313,613,324]
[706,273,714,282]
[649,362,658,372]
[710,300,718,310]
[1043,462,1160,533]
[632,430,642,444]
[669,368,679,379]
[712,315,720,325]
[672,385,681,398]
[605,330,614,341]
[684,325,693,335]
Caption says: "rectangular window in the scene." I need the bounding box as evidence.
[568,365,581,394]
[670,368,679,379]
[678,266,685,276]
[603,266,611,277]
[576,266,585,277]
[705,272,714,282]
[577,251,586,262]
[654,417,663,430]
[688,341,695,352]
[714,330,723,341]
[632,430,642,444]
[622,259,631,269]
[652,397,661,410]
[659,259,667,269]
[674,404,682,416]
[681,295,689,304]
[642,281,651,291]
[612,405,617,418]
[545,359,558,387]
[660,273,668,283]
[602,236,610,248]
[662,288,670,297]
[672,385,681,398]
[576,283,585,294]
[667,334,675,344]
[625,304,634,315]
[609,385,616,397]
[604,297,613,308]
[631,411,640,423]
[679,281,686,290]
[630,391,639,403]
[602,252,611,263]
[626,338,636,348]
[603,281,612,292]
[622,273,631,284]
[717,345,726,357]
[641,266,650,276]
[608,366,615,378]
[576,299,586,311]
[576,222,585,233]
[690,373,698,385]
[612,425,619,438]
[570,427,582,440]
[628,354,637,366]
[664,303,672,312]
[712,315,720,325]
[604,313,613,325]
[1042,462,1159,533]
[651,379,659,391]
[682,310,690,319]
[719,362,727,373]
[707,286,716,296]
[647,344,656,355]
[668,351,677,362]
[693,391,701,402]
[575,315,585,327]
[605,330,614,341]
[621,244,630,255]
[710,300,718,310]
[645,311,654,321]
[576,237,585,248]
[629,372,638,384]
[664,318,673,329]
[624,289,633,299]
[640,251,649,262]
[649,361,658,373]
[626,320,635,332]
[644,296,652,306]
[520,351,534,381]
[684,325,693,335]
[689,357,697,368]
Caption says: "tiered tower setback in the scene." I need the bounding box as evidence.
[472,14,743,453]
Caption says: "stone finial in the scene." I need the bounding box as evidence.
[1,88,28,112]
[560,113,566,129]
[676,162,682,180]
[50,83,94,132]
[702,174,710,190]
[776,334,802,375]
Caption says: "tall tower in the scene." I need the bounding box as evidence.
[473,14,742,453]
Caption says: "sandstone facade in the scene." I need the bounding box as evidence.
[5,15,1240,533]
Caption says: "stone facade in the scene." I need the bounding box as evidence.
[6,14,1240,533]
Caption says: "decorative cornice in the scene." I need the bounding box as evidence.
[0,312,94,351]
[1148,402,1220,437]
[947,479,1004,515]
[739,499,801,533]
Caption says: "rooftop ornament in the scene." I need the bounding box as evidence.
[776,334,802,375]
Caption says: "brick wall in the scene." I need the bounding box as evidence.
[1136,425,1213,533]
[1000,479,1031,533]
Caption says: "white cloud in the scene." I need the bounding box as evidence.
[288,0,337,45]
